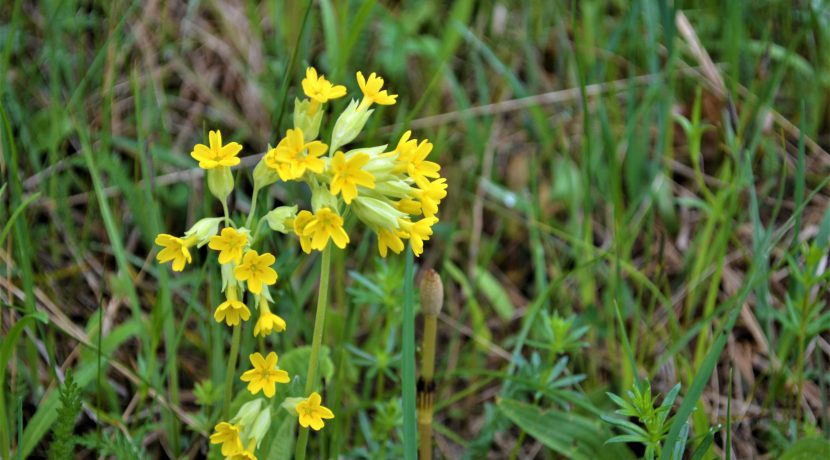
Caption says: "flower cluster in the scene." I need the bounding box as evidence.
[154,67,444,459]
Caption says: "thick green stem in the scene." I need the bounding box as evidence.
[402,249,417,460]
[223,324,241,419]
[221,200,231,227]
[295,244,333,460]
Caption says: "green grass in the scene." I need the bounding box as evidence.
[3,0,830,458]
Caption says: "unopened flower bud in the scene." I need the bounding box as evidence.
[248,405,272,448]
[264,205,298,233]
[184,217,223,247]
[419,269,444,316]
[232,398,263,428]
[331,100,373,153]
[294,98,324,141]
[351,196,404,230]
[253,156,279,189]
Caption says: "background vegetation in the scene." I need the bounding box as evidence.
[3,0,830,458]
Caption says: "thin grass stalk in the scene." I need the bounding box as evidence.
[223,325,241,420]
[402,250,417,459]
[295,244,333,460]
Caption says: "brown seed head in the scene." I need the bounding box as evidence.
[419,268,444,316]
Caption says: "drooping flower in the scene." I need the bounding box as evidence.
[214,289,251,326]
[210,422,244,456]
[412,177,448,218]
[302,67,346,105]
[155,234,196,272]
[292,210,314,254]
[254,298,287,337]
[264,128,327,181]
[376,228,405,257]
[303,207,350,250]
[234,250,278,295]
[191,130,243,169]
[240,352,290,398]
[356,71,397,110]
[400,216,438,257]
[329,151,375,204]
[396,198,422,216]
[208,227,249,265]
[296,392,335,431]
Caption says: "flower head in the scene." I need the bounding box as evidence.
[155,234,196,271]
[214,298,251,326]
[400,217,438,257]
[296,392,335,431]
[191,130,243,169]
[264,128,327,181]
[210,422,244,456]
[234,250,278,295]
[209,227,249,265]
[302,67,346,104]
[356,71,397,110]
[330,151,375,204]
[303,207,350,250]
[240,352,290,398]
[254,299,287,337]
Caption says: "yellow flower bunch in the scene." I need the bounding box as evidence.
[154,67,445,459]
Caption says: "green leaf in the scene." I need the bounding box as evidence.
[498,398,634,460]
[779,437,830,460]
[260,409,297,460]
[280,346,334,392]
[474,267,514,321]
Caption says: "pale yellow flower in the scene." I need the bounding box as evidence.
[329,151,375,204]
[209,422,244,456]
[208,227,248,265]
[356,71,397,110]
[191,130,243,169]
[400,217,438,257]
[296,392,335,431]
[377,228,405,257]
[240,352,290,398]
[234,250,278,295]
[303,207,350,250]
[264,128,327,181]
[155,234,197,272]
[302,67,346,104]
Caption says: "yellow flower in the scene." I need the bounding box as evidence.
[214,287,251,326]
[377,228,405,257]
[254,299,287,337]
[412,177,447,218]
[396,198,422,216]
[393,131,440,183]
[191,130,243,169]
[330,151,375,204]
[296,392,335,431]
[210,422,244,456]
[302,67,346,104]
[400,217,438,257]
[264,128,327,181]
[155,234,196,272]
[208,227,249,265]
[240,352,290,398]
[234,250,278,295]
[303,207,350,250]
[356,71,397,110]
[292,210,314,254]
[228,449,257,460]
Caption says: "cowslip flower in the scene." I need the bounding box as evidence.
[209,227,249,265]
[302,207,349,250]
[234,250,278,295]
[395,134,440,183]
[413,177,447,218]
[155,234,197,272]
[191,130,243,169]
[296,392,335,431]
[329,151,375,204]
[210,422,244,456]
[264,128,327,181]
[292,210,314,254]
[240,352,290,398]
[214,287,251,326]
[376,227,405,257]
[302,67,346,106]
[400,216,438,257]
[229,449,257,460]
[254,298,287,337]
[356,71,397,110]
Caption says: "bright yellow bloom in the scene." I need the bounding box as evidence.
[396,198,422,216]
[292,210,314,254]
[254,299,286,337]
[356,71,397,110]
[400,217,438,257]
[228,449,257,460]
[413,177,447,218]
[330,151,375,204]
[303,207,350,250]
[191,130,243,169]
[302,67,346,104]
[208,227,248,265]
[240,352,290,398]
[377,228,405,257]
[234,250,278,295]
[296,392,335,431]
[155,234,196,272]
[393,131,440,183]
[210,422,244,456]
[264,128,327,181]
[214,287,251,326]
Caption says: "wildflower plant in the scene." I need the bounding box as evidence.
[154,67,446,459]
